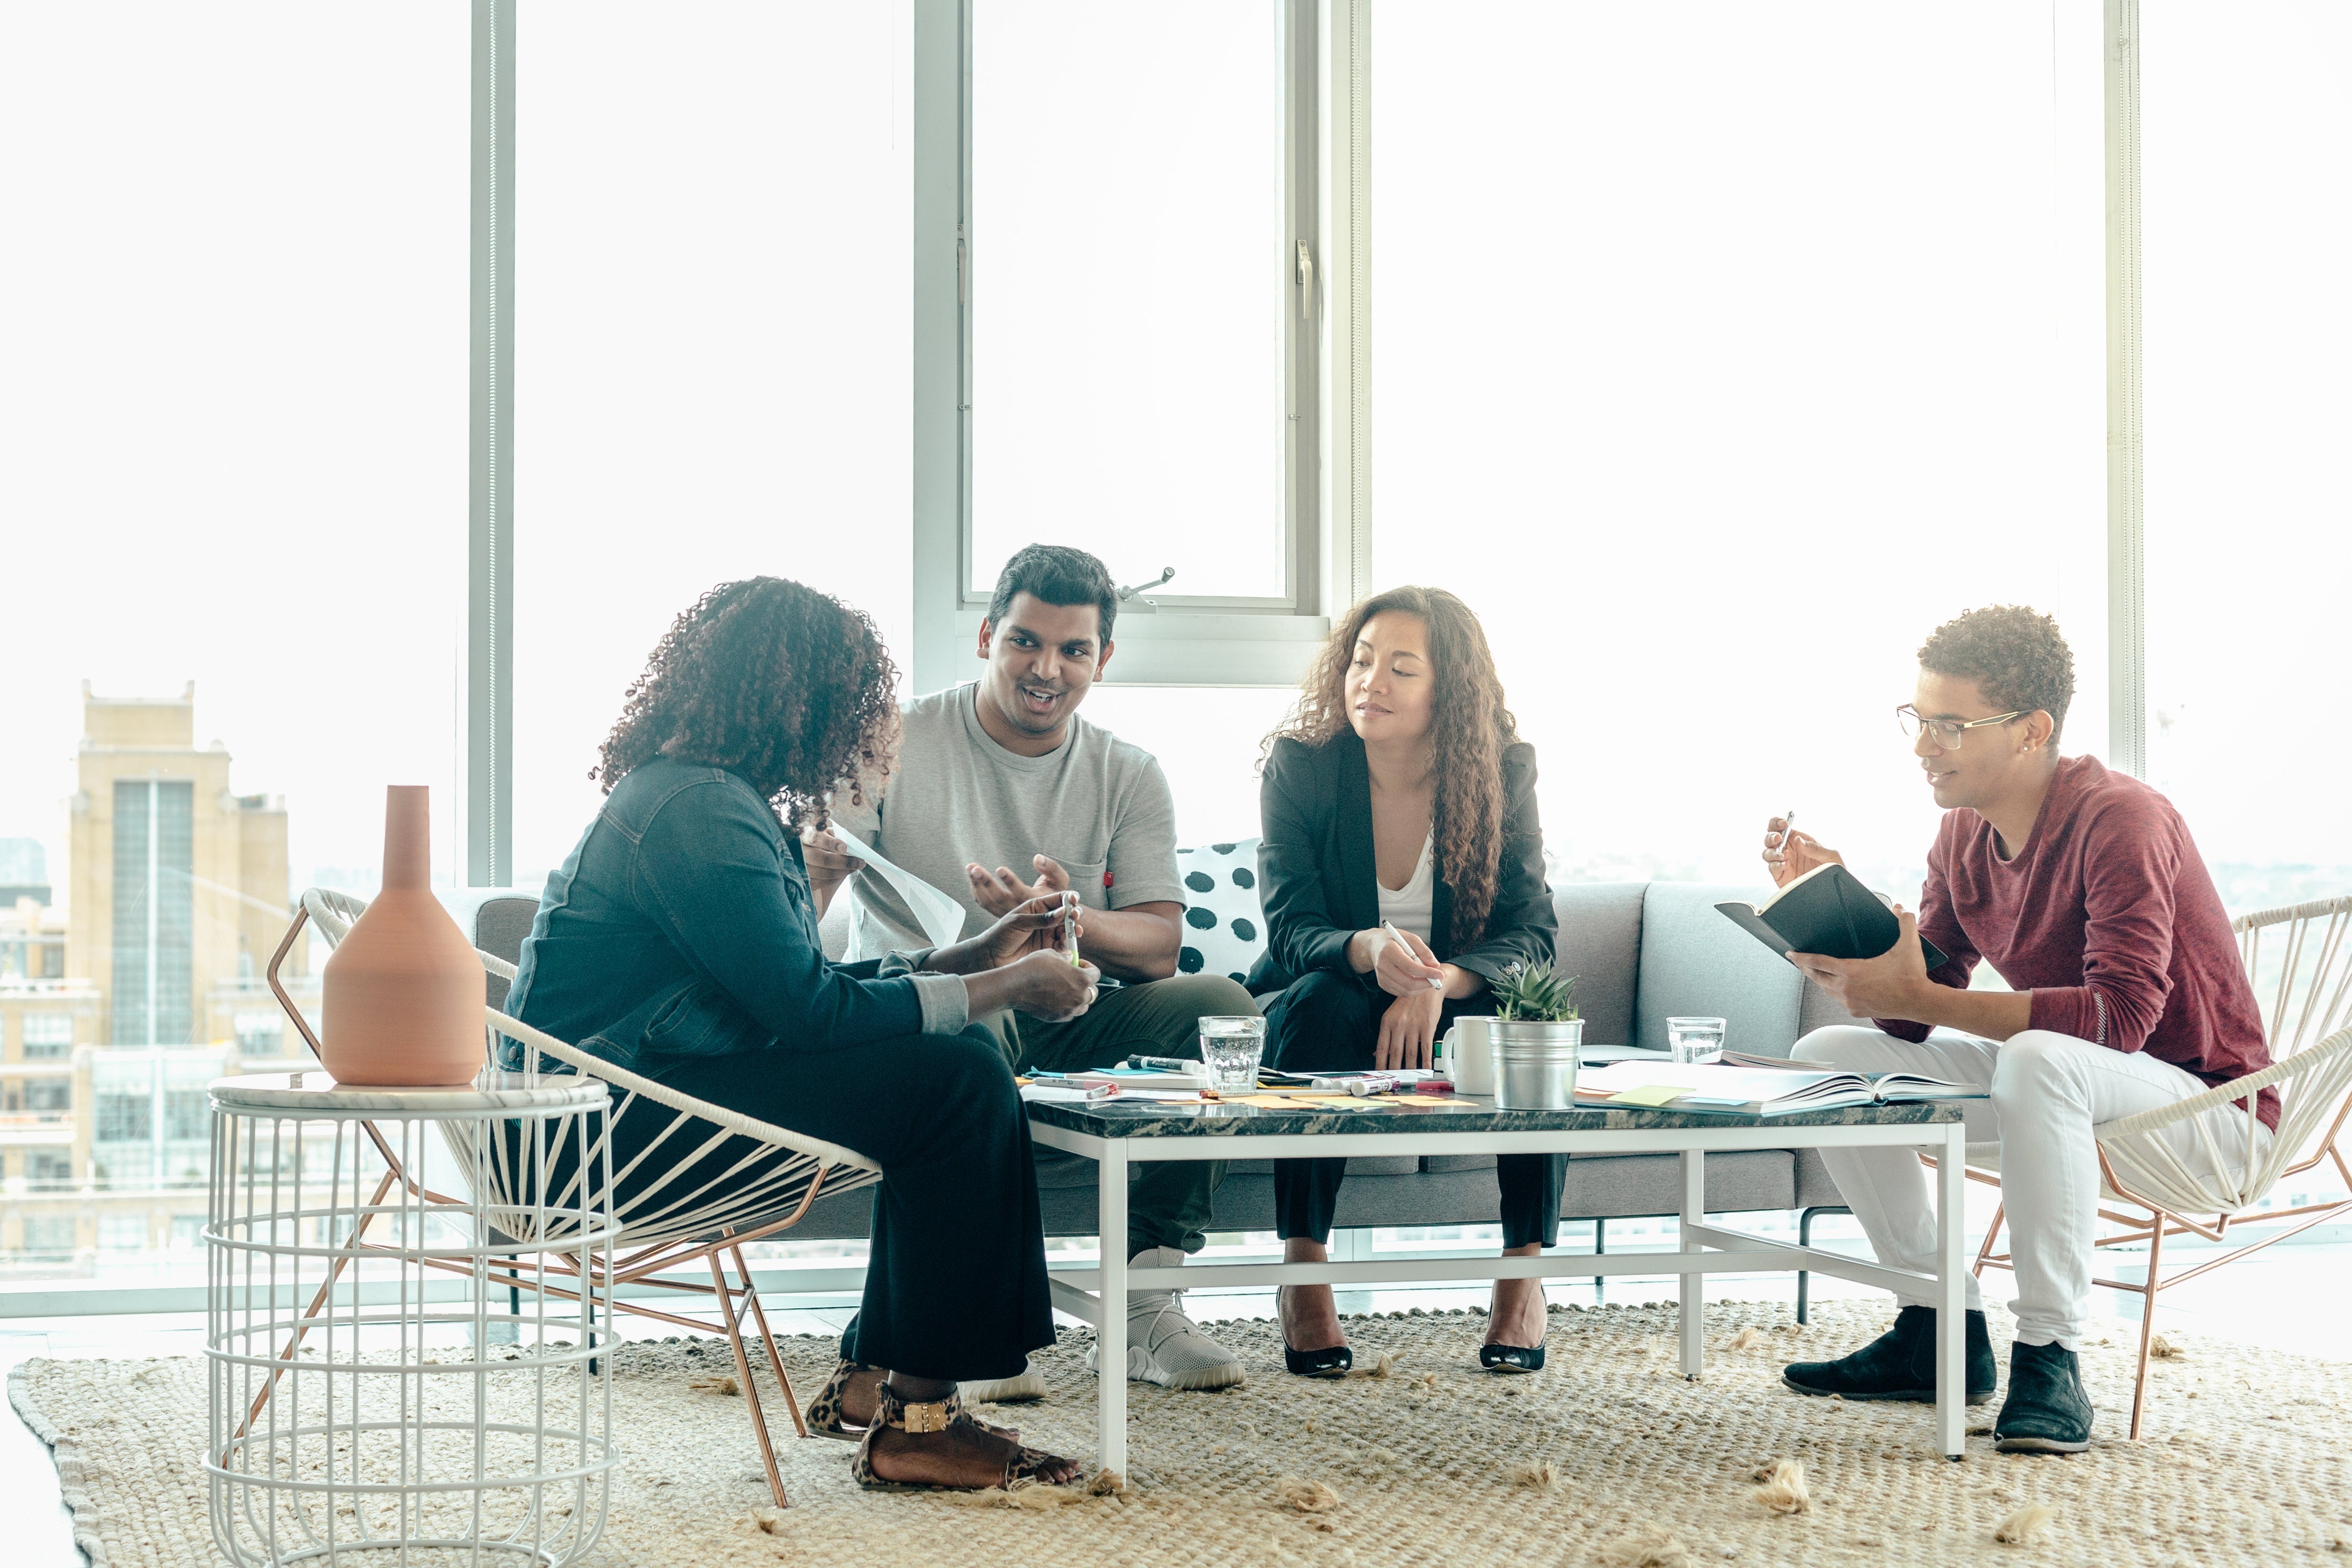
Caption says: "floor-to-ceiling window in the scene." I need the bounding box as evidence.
[0,2,467,1281]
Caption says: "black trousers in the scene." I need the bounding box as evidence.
[557,1027,1054,1385]
[1264,970,1567,1251]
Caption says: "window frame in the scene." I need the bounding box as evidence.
[907,0,1369,690]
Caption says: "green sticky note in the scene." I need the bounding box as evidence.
[1613,1085,1688,1107]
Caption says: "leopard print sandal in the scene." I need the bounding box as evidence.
[805,1359,1022,1444]
[849,1384,1068,1493]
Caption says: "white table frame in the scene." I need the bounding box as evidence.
[1029,1115,1970,1473]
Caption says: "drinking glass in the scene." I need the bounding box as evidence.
[1666,1016,1727,1064]
[1199,1015,1268,1090]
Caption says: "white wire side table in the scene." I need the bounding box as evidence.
[204,1072,620,1566]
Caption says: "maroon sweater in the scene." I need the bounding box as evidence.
[1875,754,2277,1131]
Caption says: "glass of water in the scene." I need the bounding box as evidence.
[1666,1016,1727,1064]
[1199,1015,1268,1090]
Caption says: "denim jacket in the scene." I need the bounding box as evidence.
[502,757,968,1073]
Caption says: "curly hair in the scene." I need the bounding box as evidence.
[1267,586,1519,944]
[1919,604,2076,741]
[592,577,901,834]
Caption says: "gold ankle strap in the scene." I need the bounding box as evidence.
[900,1399,955,1435]
[876,1385,965,1435]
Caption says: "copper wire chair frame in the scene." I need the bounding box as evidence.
[266,889,886,1507]
[1956,895,2352,1440]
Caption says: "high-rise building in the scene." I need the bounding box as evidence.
[0,684,319,1270]
[65,682,306,1048]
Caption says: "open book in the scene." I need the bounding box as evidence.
[1578,1061,1983,1116]
[1716,863,1949,970]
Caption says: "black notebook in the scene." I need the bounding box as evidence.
[1715,863,1949,970]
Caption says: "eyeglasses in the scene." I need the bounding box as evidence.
[1896,704,2026,751]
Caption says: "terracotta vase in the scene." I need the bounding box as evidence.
[320,786,485,1087]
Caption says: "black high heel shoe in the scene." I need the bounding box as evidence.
[1285,1340,1354,1378]
[1479,1342,1546,1374]
[1278,1286,1352,1378]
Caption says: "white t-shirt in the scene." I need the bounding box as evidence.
[831,683,1186,960]
[1376,832,1436,942]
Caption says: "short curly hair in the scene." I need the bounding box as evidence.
[1918,605,2076,742]
[593,577,900,834]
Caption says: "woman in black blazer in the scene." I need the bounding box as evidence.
[1248,586,1563,1376]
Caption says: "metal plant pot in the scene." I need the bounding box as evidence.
[1491,1018,1584,1110]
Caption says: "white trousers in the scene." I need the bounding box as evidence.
[1791,1025,2267,1349]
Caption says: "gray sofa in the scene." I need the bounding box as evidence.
[454,880,1863,1244]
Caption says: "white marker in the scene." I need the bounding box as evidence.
[1382,918,1442,989]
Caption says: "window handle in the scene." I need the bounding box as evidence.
[1296,240,1314,320]
[1116,567,1175,609]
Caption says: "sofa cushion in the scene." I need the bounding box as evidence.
[437,889,542,1011]
[1549,882,1645,1045]
[1176,838,1266,984]
[1796,969,1874,1043]
[1792,1147,1847,1209]
[1632,882,1807,1057]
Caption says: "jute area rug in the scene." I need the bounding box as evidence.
[14,1298,2351,1567]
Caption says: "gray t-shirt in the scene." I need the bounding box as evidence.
[832,683,1185,961]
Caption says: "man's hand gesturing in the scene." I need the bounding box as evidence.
[967,854,1073,916]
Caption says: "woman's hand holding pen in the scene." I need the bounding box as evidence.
[937,893,1097,1020]
[1354,922,1445,998]
[1761,812,1844,889]
[976,891,1083,968]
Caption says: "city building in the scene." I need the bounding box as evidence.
[0,836,54,918]
[64,682,310,1052]
[0,684,319,1268]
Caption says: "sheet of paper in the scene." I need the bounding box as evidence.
[1391,1094,1458,1106]
[1611,1084,1690,1107]
[829,827,969,950]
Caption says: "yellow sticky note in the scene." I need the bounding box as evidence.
[1612,1085,1689,1108]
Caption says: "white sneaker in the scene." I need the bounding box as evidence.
[1085,1247,1247,1391]
[959,1358,1049,1404]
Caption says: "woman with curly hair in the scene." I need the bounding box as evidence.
[505,577,1096,1490]
[1246,586,1563,1376]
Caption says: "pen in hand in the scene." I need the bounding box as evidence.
[1381,918,1442,990]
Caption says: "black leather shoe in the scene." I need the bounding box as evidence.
[1479,1342,1545,1374]
[1782,1305,1996,1404]
[1993,1340,2093,1454]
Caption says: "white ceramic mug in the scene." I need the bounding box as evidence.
[1439,1015,1498,1095]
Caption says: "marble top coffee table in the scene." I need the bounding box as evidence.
[1025,1094,1971,1473]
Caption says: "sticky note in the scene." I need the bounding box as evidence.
[1612,1085,1689,1107]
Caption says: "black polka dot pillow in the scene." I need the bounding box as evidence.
[1175,838,1264,985]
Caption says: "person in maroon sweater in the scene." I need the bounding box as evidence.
[1766,606,2272,1456]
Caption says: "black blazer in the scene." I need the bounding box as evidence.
[1245,731,1557,998]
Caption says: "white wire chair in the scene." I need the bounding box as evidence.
[267,887,884,1507]
[1965,895,2352,1437]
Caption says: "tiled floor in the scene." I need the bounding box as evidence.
[7,1231,2346,1567]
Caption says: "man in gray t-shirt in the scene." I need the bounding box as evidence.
[815,545,1257,1395]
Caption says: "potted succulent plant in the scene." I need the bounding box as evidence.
[1490,961,1583,1110]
